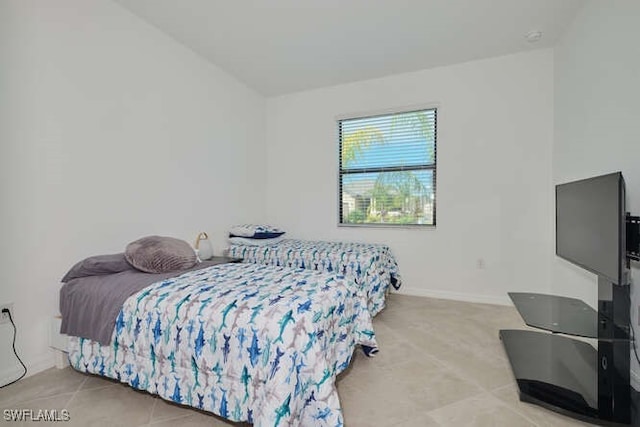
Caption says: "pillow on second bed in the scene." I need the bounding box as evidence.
[125,235,197,273]
[229,224,285,239]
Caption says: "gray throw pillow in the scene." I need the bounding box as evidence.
[125,236,197,273]
[61,253,134,282]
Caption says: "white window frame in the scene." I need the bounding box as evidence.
[337,104,438,228]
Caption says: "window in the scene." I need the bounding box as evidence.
[338,108,437,226]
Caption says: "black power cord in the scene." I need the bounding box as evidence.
[0,308,27,388]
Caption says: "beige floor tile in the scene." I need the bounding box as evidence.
[150,397,198,423]
[492,385,594,426]
[339,381,420,426]
[392,411,441,426]
[0,367,85,407]
[371,320,405,346]
[2,295,597,426]
[469,307,526,331]
[150,412,243,426]
[428,393,537,427]
[65,383,155,427]
[381,357,445,384]
[3,393,75,427]
[443,350,515,391]
[480,341,510,363]
[339,361,483,426]
[79,373,119,391]
[395,368,484,412]
[399,326,515,391]
[150,396,250,425]
[343,415,436,427]
[371,338,441,370]
[386,294,433,310]
[375,308,427,331]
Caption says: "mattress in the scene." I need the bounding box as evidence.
[67,262,377,426]
[59,258,226,345]
[228,239,402,316]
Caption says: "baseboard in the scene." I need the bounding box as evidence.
[0,350,55,386]
[395,286,512,306]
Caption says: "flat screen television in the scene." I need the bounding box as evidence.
[556,172,626,285]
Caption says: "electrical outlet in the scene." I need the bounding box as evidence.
[0,303,13,324]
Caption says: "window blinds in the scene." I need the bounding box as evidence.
[338,108,437,226]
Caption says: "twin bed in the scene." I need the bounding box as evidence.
[60,238,401,426]
[228,239,402,316]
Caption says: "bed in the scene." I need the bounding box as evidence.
[228,239,402,316]
[62,261,377,426]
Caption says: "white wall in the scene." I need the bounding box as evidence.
[553,0,640,387]
[0,0,266,383]
[265,49,555,305]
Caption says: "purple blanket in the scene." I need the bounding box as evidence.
[59,259,229,345]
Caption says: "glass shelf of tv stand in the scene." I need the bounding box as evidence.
[508,292,597,338]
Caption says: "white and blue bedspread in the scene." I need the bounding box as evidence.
[228,239,402,316]
[68,263,377,426]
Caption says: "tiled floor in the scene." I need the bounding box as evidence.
[0,294,592,426]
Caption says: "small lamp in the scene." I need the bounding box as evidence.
[194,232,213,261]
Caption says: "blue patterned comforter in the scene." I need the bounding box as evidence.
[228,239,402,316]
[68,263,377,426]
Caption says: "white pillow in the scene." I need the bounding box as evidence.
[228,236,285,246]
[229,224,284,239]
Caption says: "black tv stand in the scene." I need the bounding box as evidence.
[501,330,599,418]
[500,278,632,425]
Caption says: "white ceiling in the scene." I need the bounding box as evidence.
[115,0,585,96]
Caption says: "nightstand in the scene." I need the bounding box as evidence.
[204,256,243,265]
